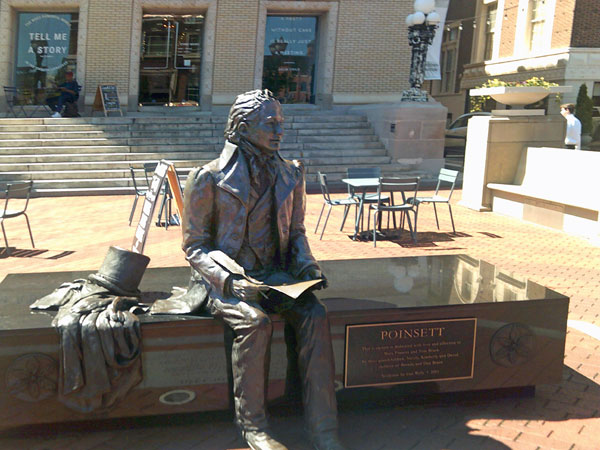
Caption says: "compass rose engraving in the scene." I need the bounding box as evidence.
[490,323,535,367]
[6,353,58,402]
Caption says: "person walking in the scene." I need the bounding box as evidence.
[560,103,582,149]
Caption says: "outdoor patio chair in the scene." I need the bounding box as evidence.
[407,168,459,234]
[143,162,158,187]
[4,86,52,118]
[3,87,27,117]
[128,166,149,226]
[1,180,35,256]
[315,172,359,240]
[369,176,420,247]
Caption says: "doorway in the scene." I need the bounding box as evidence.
[139,14,203,107]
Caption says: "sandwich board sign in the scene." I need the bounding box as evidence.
[131,160,184,254]
[92,84,123,116]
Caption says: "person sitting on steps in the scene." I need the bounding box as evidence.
[48,71,81,118]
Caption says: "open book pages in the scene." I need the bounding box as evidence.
[208,250,323,299]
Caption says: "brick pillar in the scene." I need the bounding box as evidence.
[84,0,133,110]
[212,0,259,105]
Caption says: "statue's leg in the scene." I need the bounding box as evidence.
[281,294,338,435]
[207,295,273,432]
[284,322,302,402]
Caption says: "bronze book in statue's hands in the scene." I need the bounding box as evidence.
[208,250,323,299]
[266,278,324,299]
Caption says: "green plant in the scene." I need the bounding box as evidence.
[469,77,559,112]
[575,83,594,135]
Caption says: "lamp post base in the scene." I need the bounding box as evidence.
[401,88,429,102]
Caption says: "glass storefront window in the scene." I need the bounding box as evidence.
[139,14,203,107]
[262,16,318,104]
[15,12,78,105]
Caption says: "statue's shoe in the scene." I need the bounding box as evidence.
[242,428,288,450]
[310,430,346,450]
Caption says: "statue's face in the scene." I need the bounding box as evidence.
[241,101,284,154]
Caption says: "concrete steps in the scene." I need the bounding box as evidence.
[0,113,428,196]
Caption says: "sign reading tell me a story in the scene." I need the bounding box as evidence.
[17,13,72,72]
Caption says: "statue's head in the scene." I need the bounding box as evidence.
[224,89,284,154]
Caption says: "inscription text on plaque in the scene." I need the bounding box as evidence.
[344,318,477,388]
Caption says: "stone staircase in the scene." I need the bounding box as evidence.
[0,113,428,196]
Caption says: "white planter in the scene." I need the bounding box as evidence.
[469,86,571,108]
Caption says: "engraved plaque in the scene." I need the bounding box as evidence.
[141,348,228,388]
[344,318,477,388]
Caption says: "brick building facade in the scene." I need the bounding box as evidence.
[430,0,600,121]
[0,0,417,113]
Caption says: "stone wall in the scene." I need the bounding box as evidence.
[460,114,566,211]
[86,0,132,105]
[350,100,447,176]
[333,0,411,104]
[213,0,258,104]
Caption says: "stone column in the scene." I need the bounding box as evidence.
[459,114,566,211]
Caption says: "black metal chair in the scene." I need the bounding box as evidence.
[128,166,149,226]
[3,87,27,117]
[315,172,359,240]
[407,168,459,234]
[143,162,158,187]
[3,86,52,117]
[1,180,35,256]
[369,176,420,247]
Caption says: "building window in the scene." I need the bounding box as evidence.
[483,2,497,60]
[592,82,600,118]
[529,0,546,52]
[262,16,318,104]
[138,14,204,106]
[440,26,459,93]
[592,82,600,107]
[15,12,78,105]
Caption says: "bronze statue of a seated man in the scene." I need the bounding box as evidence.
[181,89,344,450]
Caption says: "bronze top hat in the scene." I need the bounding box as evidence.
[88,246,150,296]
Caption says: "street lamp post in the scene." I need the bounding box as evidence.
[401,0,441,102]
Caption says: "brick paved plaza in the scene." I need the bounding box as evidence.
[0,190,598,450]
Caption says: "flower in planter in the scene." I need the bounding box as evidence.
[470,77,560,112]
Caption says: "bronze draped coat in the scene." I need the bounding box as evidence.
[181,140,320,303]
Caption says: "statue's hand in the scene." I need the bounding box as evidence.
[231,278,269,303]
[302,267,328,290]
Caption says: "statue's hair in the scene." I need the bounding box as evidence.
[224,89,277,142]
